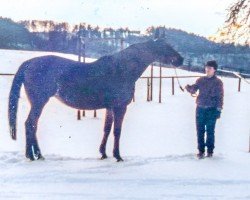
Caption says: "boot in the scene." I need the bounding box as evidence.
[197,151,205,159]
[206,152,213,158]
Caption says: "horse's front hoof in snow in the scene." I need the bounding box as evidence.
[26,155,35,161]
[26,150,35,161]
[114,151,124,162]
[116,156,124,162]
[100,154,108,160]
[37,154,45,160]
[26,148,45,161]
[10,126,16,140]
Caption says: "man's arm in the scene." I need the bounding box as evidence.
[185,78,200,94]
[215,80,224,119]
[216,80,224,110]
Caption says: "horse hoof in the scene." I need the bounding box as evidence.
[37,155,45,160]
[116,157,124,162]
[10,126,16,140]
[26,153,35,161]
[26,157,35,161]
[100,154,108,160]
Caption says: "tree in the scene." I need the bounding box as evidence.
[226,0,249,27]
[225,0,250,44]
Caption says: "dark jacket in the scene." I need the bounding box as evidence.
[186,75,224,109]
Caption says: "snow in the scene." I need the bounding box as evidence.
[0,49,250,199]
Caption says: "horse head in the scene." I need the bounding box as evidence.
[148,39,183,67]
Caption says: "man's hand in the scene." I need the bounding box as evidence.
[185,84,198,95]
[215,108,222,119]
[185,84,191,92]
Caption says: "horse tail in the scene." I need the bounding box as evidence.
[8,61,28,140]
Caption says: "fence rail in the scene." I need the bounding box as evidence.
[1,69,249,119]
[0,73,15,76]
[141,75,204,101]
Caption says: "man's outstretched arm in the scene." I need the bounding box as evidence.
[185,79,200,94]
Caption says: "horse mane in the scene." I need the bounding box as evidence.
[91,40,153,77]
[95,40,149,64]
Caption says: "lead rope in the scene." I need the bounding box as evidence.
[172,63,198,97]
[172,64,185,92]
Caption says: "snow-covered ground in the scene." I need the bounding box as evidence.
[0,49,250,199]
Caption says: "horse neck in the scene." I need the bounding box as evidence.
[117,44,155,81]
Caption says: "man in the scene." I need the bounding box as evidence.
[185,60,224,159]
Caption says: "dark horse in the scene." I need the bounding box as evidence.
[8,39,183,161]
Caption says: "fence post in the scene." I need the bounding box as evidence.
[77,110,81,120]
[120,38,124,50]
[82,38,86,117]
[172,77,175,95]
[94,110,97,118]
[82,37,85,63]
[248,129,250,153]
[77,34,82,120]
[147,77,150,101]
[159,64,162,103]
[132,82,135,102]
[238,77,241,92]
[150,64,154,101]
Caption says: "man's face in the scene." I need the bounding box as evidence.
[205,66,216,77]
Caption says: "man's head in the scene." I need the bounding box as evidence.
[205,60,218,77]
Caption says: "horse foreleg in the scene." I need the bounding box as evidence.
[25,103,47,161]
[99,109,113,159]
[113,106,127,162]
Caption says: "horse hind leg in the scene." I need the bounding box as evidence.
[112,106,127,162]
[99,109,113,160]
[25,99,49,161]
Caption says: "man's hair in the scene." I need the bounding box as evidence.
[205,60,218,70]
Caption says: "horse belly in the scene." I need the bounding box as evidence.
[55,85,109,110]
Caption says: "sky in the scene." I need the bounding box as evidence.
[0,0,236,37]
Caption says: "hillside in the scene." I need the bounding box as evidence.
[0,17,33,49]
[0,17,249,73]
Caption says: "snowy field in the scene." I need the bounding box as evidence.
[0,49,250,199]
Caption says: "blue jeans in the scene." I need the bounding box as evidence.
[196,106,218,153]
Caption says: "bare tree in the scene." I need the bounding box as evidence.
[225,0,250,44]
[226,0,250,26]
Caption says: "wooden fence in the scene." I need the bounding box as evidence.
[75,69,249,119]
[1,68,249,119]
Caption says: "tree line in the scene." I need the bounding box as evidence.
[0,17,249,73]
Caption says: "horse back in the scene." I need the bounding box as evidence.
[22,55,85,97]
